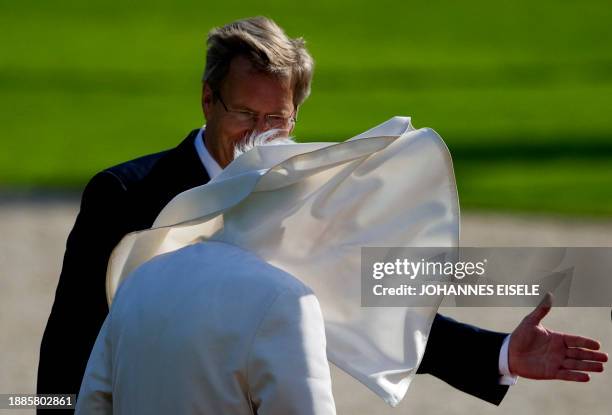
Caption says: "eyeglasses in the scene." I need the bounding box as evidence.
[214,91,297,130]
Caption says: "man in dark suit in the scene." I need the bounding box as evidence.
[38,16,607,413]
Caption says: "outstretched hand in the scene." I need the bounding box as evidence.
[508,292,608,382]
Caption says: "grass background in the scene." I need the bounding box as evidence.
[1,0,611,215]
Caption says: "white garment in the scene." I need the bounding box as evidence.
[194,124,517,386]
[104,117,457,406]
[193,123,517,385]
[76,241,336,415]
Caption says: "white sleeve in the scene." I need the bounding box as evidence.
[75,315,113,414]
[498,334,519,386]
[247,287,336,415]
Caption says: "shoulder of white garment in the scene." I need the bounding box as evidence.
[245,271,334,415]
[113,241,315,303]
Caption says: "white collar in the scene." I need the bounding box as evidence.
[194,126,223,179]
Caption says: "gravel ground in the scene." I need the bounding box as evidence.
[0,195,610,414]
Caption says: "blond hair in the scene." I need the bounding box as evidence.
[203,16,314,108]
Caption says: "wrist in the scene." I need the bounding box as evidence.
[499,334,518,385]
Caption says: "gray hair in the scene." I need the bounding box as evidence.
[233,129,295,160]
[203,16,314,108]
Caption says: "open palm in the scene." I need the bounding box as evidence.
[508,293,607,382]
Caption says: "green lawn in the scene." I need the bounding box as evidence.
[1,0,611,215]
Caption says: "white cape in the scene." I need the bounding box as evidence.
[105,117,459,406]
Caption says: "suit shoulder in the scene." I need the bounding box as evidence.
[77,150,169,206]
[97,128,201,190]
[103,149,170,190]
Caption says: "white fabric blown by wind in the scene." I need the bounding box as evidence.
[105,117,459,406]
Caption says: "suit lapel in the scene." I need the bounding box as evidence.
[130,129,211,229]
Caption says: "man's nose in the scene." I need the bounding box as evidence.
[254,115,271,132]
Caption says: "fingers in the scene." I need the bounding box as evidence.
[525,292,553,324]
[566,347,609,362]
[562,359,605,372]
[556,370,590,382]
[558,344,607,381]
[564,334,601,350]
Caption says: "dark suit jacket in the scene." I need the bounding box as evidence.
[37,129,508,413]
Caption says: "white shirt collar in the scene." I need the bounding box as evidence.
[194,126,223,179]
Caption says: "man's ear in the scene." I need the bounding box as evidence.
[202,82,214,119]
